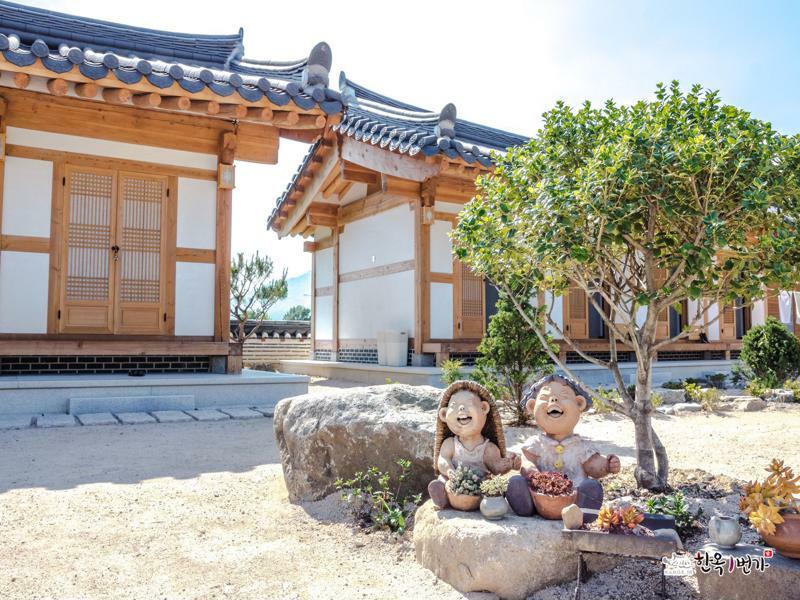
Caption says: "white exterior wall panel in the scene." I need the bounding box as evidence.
[176,178,217,249]
[315,296,333,340]
[315,247,334,289]
[2,156,53,237]
[0,251,49,333]
[338,270,414,339]
[174,262,215,336]
[430,282,453,339]
[339,205,413,272]
[430,220,453,274]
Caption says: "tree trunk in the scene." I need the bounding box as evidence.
[631,353,668,491]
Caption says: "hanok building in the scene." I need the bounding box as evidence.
[0,0,336,397]
[269,77,800,380]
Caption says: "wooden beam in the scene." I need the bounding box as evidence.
[303,241,317,252]
[0,234,50,253]
[340,192,409,224]
[341,136,441,182]
[13,72,30,89]
[273,111,300,126]
[132,92,162,108]
[341,161,379,185]
[175,247,216,263]
[279,141,339,237]
[102,87,132,104]
[247,106,274,122]
[193,100,220,115]
[74,82,98,99]
[306,212,338,228]
[307,202,339,217]
[215,132,235,349]
[338,259,415,284]
[46,78,68,96]
[218,104,247,119]
[160,96,192,111]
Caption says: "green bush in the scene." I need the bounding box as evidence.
[741,317,800,386]
[684,383,720,411]
[730,364,749,387]
[661,380,684,390]
[783,379,800,402]
[708,373,727,389]
[440,359,464,386]
[645,492,703,540]
[745,378,770,399]
[471,297,555,425]
[335,459,422,535]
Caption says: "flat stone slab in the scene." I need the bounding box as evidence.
[219,407,263,420]
[115,412,157,425]
[673,402,703,412]
[151,410,193,423]
[0,415,35,430]
[184,409,230,422]
[250,405,275,417]
[413,500,618,600]
[36,414,77,428]
[653,388,685,404]
[69,394,194,415]
[75,413,119,426]
[696,543,800,600]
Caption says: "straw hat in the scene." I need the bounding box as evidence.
[433,380,507,475]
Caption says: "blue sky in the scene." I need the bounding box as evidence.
[28,0,800,278]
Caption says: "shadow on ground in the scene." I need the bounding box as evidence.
[0,418,281,493]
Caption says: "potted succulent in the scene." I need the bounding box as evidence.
[591,504,649,535]
[445,464,484,511]
[479,475,509,520]
[740,459,800,558]
[527,471,578,519]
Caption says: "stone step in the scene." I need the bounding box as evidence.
[68,394,194,415]
[184,409,230,422]
[115,412,158,425]
[36,414,78,428]
[75,413,119,426]
[219,407,263,420]
[151,410,193,423]
[0,415,35,430]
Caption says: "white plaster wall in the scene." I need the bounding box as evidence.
[434,201,463,214]
[340,182,367,204]
[339,270,414,339]
[687,299,703,329]
[7,127,217,170]
[430,220,453,274]
[339,205,413,272]
[0,251,49,333]
[430,282,453,339]
[1,156,53,237]
[176,178,217,249]
[315,295,333,340]
[751,299,766,327]
[707,302,720,341]
[545,292,564,339]
[315,247,334,288]
[174,262,215,336]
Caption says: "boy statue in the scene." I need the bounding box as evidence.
[506,374,620,516]
[428,380,521,509]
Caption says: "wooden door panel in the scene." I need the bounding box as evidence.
[114,173,167,335]
[565,285,588,339]
[454,260,484,339]
[720,303,737,340]
[60,167,115,333]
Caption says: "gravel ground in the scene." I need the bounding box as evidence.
[0,382,797,600]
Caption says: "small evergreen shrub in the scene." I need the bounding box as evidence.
[740,317,800,387]
[745,378,770,399]
[708,373,727,389]
[440,359,464,386]
[661,380,685,390]
[684,383,720,411]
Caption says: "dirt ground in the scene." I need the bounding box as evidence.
[0,383,798,600]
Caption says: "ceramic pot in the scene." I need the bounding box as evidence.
[480,496,508,520]
[762,513,800,559]
[446,485,481,511]
[531,490,579,520]
[708,515,742,548]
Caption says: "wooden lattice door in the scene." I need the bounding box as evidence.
[454,260,484,339]
[60,167,116,333]
[60,168,167,334]
[114,172,167,334]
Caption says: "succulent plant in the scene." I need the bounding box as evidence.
[479,475,509,497]
[527,471,574,496]
[447,464,484,496]
[595,504,645,534]
[740,458,800,536]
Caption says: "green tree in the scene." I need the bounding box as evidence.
[741,317,800,386]
[230,252,288,343]
[283,305,311,321]
[452,82,800,490]
[472,296,555,425]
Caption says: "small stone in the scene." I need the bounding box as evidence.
[652,388,685,404]
[75,413,119,426]
[656,406,675,415]
[561,503,583,530]
[653,528,683,551]
[184,409,230,422]
[673,402,702,413]
[151,410,193,423]
[250,405,275,417]
[218,407,263,420]
[0,415,35,430]
[736,398,767,412]
[115,412,157,425]
[36,414,77,428]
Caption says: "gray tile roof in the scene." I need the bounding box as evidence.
[0,0,342,113]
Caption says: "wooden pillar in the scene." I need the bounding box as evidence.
[332,226,340,360]
[414,179,433,357]
[0,97,6,310]
[310,249,317,359]
[215,132,236,371]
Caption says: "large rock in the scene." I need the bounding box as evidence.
[274,384,439,502]
[653,388,686,404]
[414,501,618,599]
[696,543,800,600]
[673,402,703,413]
[736,397,767,411]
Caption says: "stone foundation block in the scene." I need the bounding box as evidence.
[185,409,230,422]
[115,412,157,425]
[0,415,35,430]
[219,407,263,420]
[75,413,119,426]
[151,410,193,423]
[36,414,77,428]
